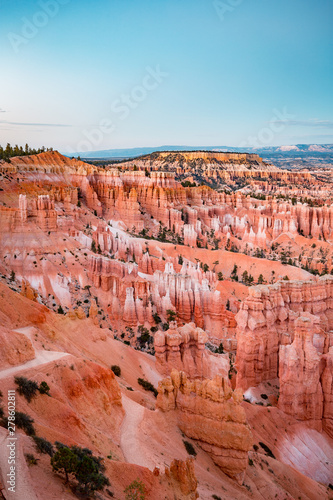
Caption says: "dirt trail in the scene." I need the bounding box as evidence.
[0,326,72,499]
[120,396,153,469]
[0,326,69,380]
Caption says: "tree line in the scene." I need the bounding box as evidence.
[0,143,53,161]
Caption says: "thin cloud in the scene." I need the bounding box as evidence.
[0,120,72,127]
[272,119,333,128]
[0,109,6,113]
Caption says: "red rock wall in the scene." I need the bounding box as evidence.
[157,370,252,483]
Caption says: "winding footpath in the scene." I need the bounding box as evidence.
[0,327,69,380]
[120,395,153,469]
[0,326,70,499]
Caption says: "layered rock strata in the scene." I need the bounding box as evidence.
[157,370,252,483]
[278,316,323,429]
[236,276,333,391]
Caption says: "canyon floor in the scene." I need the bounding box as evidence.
[0,150,332,499]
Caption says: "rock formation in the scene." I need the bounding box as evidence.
[236,276,333,391]
[157,370,253,483]
[321,347,333,437]
[166,458,198,498]
[278,316,323,429]
[236,277,333,437]
[0,327,35,367]
[154,322,229,379]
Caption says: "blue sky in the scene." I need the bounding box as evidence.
[0,0,332,152]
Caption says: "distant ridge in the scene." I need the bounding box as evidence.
[62,144,333,159]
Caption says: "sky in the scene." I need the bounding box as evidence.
[0,0,332,153]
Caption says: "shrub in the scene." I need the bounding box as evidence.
[111,365,121,377]
[25,453,38,465]
[51,443,109,494]
[124,479,146,500]
[39,381,50,395]
[57,305,64,314]
[14,376,39,402]
[15,412,35,435]
[258,274,264,284]
[166,309,176,322]
[259,442,276,459]
[33,436,54,456]
[138,325,150,344]
[261,393,268,400]
[51,445,78,483]
[212,495,221,500]
[248,458,254,466]
[137,378,158,397]
[215,342,224,354]
[152,313,161,324]
[183,440,197,456]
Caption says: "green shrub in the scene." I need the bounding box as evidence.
[39,381,50,395]
[15,412,35,435]
[183,440,196,456]
[14,376,39,402]
[51,443,109,494]
[124,478,146,500]
[137,378,158,397]
[166,309,177,322]
[152,313,161,324]
[33,436,54,456]
[111,365,121,377]
[215,342,224,354]
[25,453,38,465]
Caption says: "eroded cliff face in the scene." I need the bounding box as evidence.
[278,316,323,429]
[154,322,229,379]
[157,370,253,483]
[88,242,234,336]
[321,348,333,437]
[235,278,333,437]
[2,151,333,277]
[236,277,333,390]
